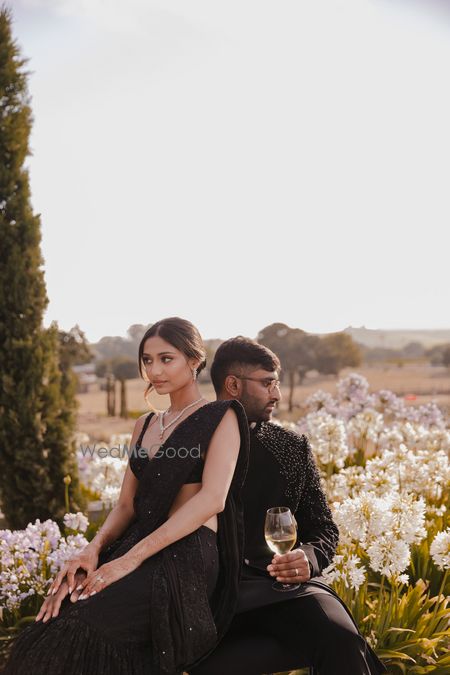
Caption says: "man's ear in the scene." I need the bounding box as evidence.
[223,374,241,398]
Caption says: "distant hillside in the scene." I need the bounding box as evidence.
[343,327,450,350]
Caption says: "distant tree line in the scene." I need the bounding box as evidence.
[362,341,450,367]
[257,323,361,411]
[426,343,450,367]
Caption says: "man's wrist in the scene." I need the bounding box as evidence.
[296,543,319,578]
[295,545,314,578]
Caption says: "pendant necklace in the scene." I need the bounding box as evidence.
[159,396,205,440]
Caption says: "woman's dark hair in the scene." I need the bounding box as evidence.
[138,317,207,401]
[210,336,280,394]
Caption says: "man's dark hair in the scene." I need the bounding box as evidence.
[210,336,280,394]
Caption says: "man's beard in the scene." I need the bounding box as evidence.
[241,395,277,424]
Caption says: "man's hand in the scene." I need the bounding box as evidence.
[36,571,87,623]
[267,548,311,583]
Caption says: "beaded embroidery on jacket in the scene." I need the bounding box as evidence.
[252,422,335,520]
[252,422,310,505]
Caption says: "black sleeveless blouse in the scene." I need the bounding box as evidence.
[130,412,205,484]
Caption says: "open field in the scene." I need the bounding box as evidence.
[76,364,450,440]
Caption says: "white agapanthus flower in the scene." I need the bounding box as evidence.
[332,493,392,547]
[426,428,450,454]
[77,443,128,505]
[101,484,121,504]
[304,390,338,415]
[377,426,405,452]
[332,491,426,580]
[347,408,385,445]
[109,433,132,448]
[337,373,370,403]
[430,529,450,571]
[0,518,89,611]
[304,412,352,469]
[360,458,398,496]
[63,511,89,533]
[328,442,450,506]
[426,504,447,518]
[366,536,411,579]
[48,534,90,569]
[388,492,426,545]
[292,376,449,467]
[321,552,366,590]
[326,465,366,502]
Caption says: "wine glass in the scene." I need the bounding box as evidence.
[265,506,301,592]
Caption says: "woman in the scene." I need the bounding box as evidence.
[3,317,250,675]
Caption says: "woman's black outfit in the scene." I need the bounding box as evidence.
[2,400,250,675]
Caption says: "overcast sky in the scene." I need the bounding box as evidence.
[10,0,450,342]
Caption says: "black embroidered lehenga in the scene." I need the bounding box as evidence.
[2,400,250,675]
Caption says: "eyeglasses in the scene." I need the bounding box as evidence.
[232,376,281,394]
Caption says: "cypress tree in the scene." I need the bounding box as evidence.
[0,7,84,528]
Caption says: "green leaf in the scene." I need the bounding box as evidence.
[377,649,417,662]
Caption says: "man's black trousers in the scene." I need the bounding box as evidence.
[190,590,387,675]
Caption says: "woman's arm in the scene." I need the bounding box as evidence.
[87,475,137,554]
[121,407,241,566]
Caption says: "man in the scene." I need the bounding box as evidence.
[191,337,386,675]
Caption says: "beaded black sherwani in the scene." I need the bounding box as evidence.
[200,420,387,675]
[240,421,339,582]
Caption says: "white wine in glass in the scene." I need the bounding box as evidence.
[265,506,301,592]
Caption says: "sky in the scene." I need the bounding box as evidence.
[9,0,450,342]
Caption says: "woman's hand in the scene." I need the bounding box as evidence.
[77,555,139,599]
[36,571,87,622]
[47,544,99,596]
